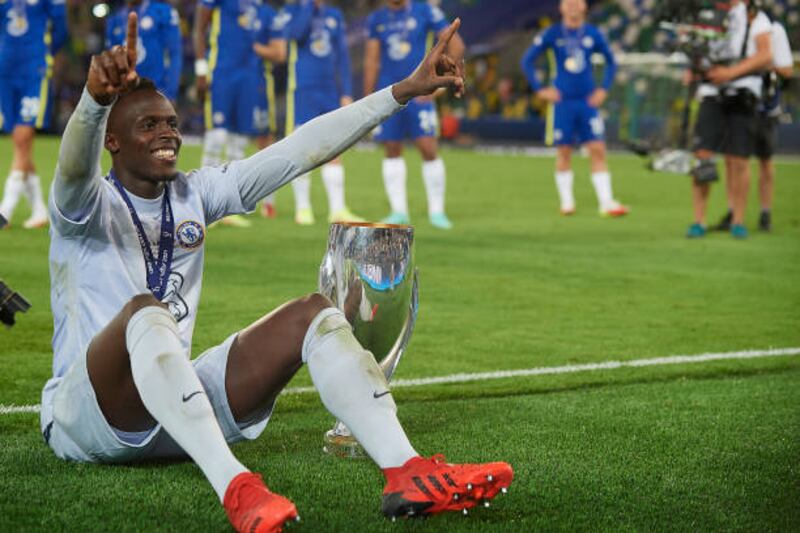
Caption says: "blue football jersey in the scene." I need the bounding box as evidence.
[367,1,449,89]
[200,0,274,73]
[0,0,68,77]
[521,23,616,100]
[106,1,182,100]
[279,1,351,96]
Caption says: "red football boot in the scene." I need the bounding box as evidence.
[600,202,630,217]
[223,472,299,533]
[381,454,514,518]
[261,202,276,219]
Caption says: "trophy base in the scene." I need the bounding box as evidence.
[323,426,366,459]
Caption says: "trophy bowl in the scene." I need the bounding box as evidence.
[318,222,419,458]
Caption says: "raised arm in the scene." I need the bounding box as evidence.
[55,13,140,218]
[232,19,466,208]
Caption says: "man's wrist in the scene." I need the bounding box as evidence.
[391,80,415,105]
[194,59,209,77]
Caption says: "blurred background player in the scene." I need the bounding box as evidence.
[0,0,67,229]
[106,0,182,103]
[194,0,285,227]
[685,0,772,239]
[711,12,794,233]
[364,0,464,229]
[274,0,364,226]
[521,0,628,218]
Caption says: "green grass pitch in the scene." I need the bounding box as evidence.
[1,137,799,531]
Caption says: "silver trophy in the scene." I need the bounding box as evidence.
[318,222,419,458]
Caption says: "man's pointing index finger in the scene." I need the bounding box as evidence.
[125,12,138,74]
[432,18,461,55]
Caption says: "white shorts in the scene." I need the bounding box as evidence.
[43,333,274,463]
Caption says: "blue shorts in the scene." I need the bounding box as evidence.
[553,98,605,146]
[287,86,339,133]
[206,69,271,136]
[0,73,52,132]
[373,98,438,142]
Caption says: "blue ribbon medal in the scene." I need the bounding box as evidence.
[107,170,174,300]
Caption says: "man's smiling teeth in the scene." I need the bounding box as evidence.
[153,148,176,160]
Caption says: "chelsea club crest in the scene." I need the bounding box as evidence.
[176,221,205,249]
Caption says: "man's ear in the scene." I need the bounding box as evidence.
[105,133,120,155]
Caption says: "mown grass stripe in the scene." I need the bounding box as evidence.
[3,347,797,416]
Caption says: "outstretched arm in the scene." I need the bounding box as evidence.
[229,19,466,208]
[54,13,140,219]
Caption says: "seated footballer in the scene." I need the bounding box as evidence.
[41,12,513,533]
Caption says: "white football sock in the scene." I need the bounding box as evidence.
[228,134,249,161]
[23,174,48,219]
[292,173,312,211]
[591,171,614,210]
[263,193,275,207]
[382,157,408,215]
[0,170,25,220]
[421,158,446,215]
[126,306,248,501]
[302,308,418,469]
[201,128,228,167]
[321,163,346,214]
[555,170,575,210]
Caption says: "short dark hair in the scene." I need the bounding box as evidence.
[107,77,168,134]
[113,77,160,106]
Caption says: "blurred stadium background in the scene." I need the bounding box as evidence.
[44,0,800,151]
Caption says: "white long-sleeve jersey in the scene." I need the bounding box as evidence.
[41,85,403,433]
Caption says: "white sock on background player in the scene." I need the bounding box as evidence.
[591,171,614,210]
[201,128,227,167]
[292,173,312,212]
[321,163,346,214]
[302,308,418,469]
[227,134,249,161]
[555,170,575,211]
[23,174,48,220]
[421,158,446,215]
[0,170,26,221]
[126,306,248,501]
[382,157,408,215]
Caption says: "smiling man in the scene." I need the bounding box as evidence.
[41,13,512,533]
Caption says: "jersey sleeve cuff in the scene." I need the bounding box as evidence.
[79,87,115,120]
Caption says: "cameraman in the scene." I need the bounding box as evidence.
[712,15,794,233]
[686,0,772,239]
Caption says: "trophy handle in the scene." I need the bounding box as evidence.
[378,268,419,381]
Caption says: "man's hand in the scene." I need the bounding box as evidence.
[536,87,561,104]
[339,96,353,107]
[87,12,140,106]
[587,88,607,108]
[706,65,734,85]
[392,19,465,105]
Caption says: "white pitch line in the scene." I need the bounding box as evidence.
[2,347,798,416]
